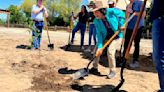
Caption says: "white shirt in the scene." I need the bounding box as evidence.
[31,5,44,21]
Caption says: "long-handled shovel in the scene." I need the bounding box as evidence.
[44,17,54,50]
[65,12,74,51]
[73,16,133,80]
[118,13,136,66]
[112,0,147,91]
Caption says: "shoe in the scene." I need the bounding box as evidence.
[129,61,140,68]
[69,42,73,45]
[89,67,98,74]
[84,48,91,53]
[107,71,116,79]
[80,46,85,50]
[31,47,36,50]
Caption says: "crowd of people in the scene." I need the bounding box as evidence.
[31,0,163,91]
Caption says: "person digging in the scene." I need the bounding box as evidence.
[89,1,125,79]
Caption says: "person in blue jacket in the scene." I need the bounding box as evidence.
[89,2,125,79]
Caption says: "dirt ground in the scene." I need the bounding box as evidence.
[0,27,159,92]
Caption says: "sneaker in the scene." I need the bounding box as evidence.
[89,67,98,74]
[129,61,140,68]
[69,42,73,45]
[107,71,116,79]
[84,48,91,53]
[80,46,85,50]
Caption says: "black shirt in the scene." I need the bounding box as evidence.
[78,12,88,24]
[88,12,95,23]
[102,18,118,40]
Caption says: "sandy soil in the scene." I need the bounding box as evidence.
[0,27,159,92]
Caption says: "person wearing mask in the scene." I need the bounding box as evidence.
[31,0,48,49]
[151,0,164,91]
[70,5,88,50]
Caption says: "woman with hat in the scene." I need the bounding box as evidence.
[89,2,125,79]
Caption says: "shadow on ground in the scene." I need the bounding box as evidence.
[16,44,31,50]
[71,84,127,92]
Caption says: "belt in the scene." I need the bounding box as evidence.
[33,20,44,22]
[89,22,94,24]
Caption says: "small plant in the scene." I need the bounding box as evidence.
[27,21,41,49]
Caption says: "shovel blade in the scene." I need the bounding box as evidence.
[48,44,54,50]
[73,68,89,80]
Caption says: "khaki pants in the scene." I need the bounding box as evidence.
[93,38,122,73]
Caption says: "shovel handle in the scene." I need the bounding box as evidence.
[95,15,135,57]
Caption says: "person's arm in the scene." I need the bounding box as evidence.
[32,5,44,15]
[43,7,48,18]
[74,13,79,19]
[125,4,131,22]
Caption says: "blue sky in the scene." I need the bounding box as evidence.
[0,0,23,20]
[0,0,89,21]
[0,0,23,9]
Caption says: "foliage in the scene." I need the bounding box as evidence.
[46,0,81,25]
[8,5,27,24]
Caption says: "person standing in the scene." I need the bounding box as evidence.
[123,0,146,68]
[151,0,164,91]
[70,5,88,50]
[31,0,48,49]
[84,1,97,53]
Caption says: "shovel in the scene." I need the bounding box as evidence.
[73,30,122,80]
[65,12,74,51]
[73,14,135,80]
[44,17,54,50]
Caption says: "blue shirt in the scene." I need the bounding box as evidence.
[31,5,44,21]
[127,0,145,29]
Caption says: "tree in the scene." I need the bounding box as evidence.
[8,5,26,24]
[47,0,81,25]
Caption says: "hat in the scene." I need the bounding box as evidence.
[108,0,116,4]
[87,1,95,6]
[91,1,107,12]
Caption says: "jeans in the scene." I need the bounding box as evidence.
[32,21,44,49]
[152,18,164,92]
[88,24,96,47]
[71,22,86,47]
[123,27,143,61]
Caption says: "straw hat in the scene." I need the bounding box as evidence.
[108,0,116,4]
[91,0,108,12]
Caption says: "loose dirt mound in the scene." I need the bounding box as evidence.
[30,70,78,92]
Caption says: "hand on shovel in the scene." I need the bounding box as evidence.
[96,48,103,57]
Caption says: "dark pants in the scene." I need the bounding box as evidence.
[32,21,44,49]
[88,24,96,46]
[123,27,143,61]
[71,22,86,47]
[152,18,164,91]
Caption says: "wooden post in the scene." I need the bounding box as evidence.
[7,14,10,28]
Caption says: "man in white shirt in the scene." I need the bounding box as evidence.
[31,0,48,49]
